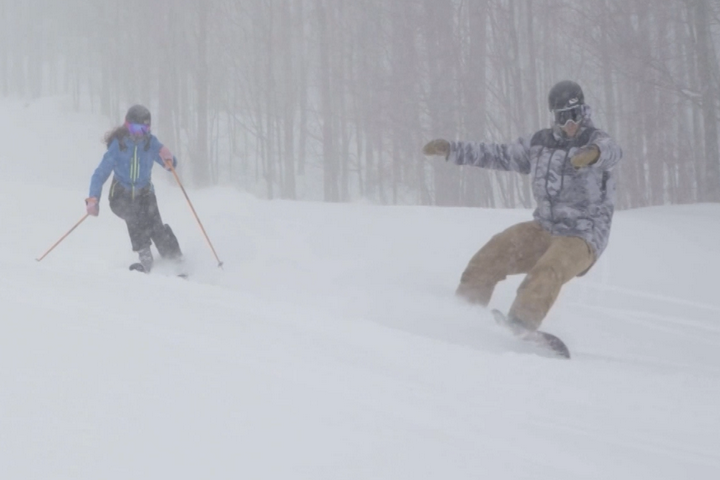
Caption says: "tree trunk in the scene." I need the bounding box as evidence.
[694,0,720,202]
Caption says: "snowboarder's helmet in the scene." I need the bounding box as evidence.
[548,81,584,111]
[125,104,151,126]
[548,81,584,126]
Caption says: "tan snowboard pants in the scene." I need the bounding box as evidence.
[455,221,594,330]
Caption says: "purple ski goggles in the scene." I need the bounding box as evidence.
[125,122,151,135]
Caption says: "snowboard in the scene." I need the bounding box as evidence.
[491,309,570,359]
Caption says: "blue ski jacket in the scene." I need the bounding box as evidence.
[88,134,177,200]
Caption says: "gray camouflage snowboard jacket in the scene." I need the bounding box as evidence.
[448,112,622,259]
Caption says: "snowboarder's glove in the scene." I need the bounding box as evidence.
[85,197,99,216]
[422,139,451,158]
[571,144,600,169]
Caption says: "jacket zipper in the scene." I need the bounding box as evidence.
[544,148,557,233]
[131,145,138,200]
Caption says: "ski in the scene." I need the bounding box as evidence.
[129,262,188,279]
[491,309,570,359]
[129,262,146,273]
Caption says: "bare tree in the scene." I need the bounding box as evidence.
[1,0,718,208]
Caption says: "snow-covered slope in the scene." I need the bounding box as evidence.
[1,97,719,479]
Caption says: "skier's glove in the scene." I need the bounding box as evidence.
[159,146,176,170]
[571,144,600,169]
[422,139,451,158]
[85,197,99,216]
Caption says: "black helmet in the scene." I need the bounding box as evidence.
[548,81,584,111]
[125,104,151,125]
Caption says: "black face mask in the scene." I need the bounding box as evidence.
[553,105,582,127]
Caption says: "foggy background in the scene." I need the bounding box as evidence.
[1,0,719,209]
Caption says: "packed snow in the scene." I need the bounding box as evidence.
[1,97,719,479]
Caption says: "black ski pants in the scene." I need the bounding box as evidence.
[108,179,181,258]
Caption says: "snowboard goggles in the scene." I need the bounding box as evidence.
[125,122,151,135]
[553,105,583,127]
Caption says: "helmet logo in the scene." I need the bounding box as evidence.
[568,97,579,105]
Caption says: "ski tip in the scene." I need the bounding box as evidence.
[129,263,147,273]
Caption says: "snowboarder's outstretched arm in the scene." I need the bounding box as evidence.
[589,130,622,170]
[422,137,532,174]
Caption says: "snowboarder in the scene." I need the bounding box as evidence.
[86,105,182,272]
[423,80,623,333]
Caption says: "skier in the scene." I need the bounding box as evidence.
[423,81,622,334]
[86,105,182,272]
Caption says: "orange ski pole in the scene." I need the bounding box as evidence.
[167,163,224,268]
[36,213,90,262]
